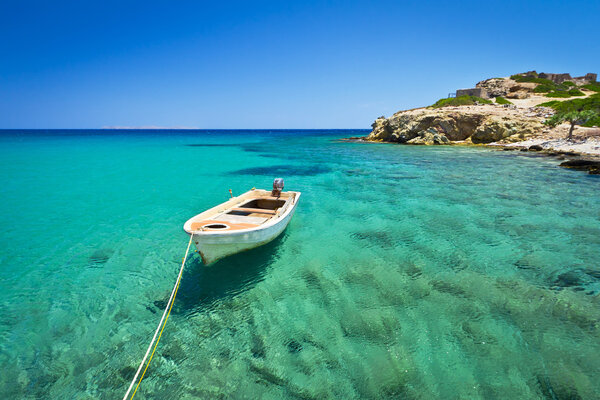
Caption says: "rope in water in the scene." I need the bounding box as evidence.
[122,233,195,400]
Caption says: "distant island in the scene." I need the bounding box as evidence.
[101,126,200,130]
[349,71,600,174]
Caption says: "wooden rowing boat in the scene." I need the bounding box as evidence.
[183,179,300,265]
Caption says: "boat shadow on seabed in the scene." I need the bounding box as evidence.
[155,232,289,316]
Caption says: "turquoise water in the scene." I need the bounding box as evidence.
[1,130,599,399]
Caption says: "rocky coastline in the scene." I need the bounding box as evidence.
[348,71,600,174]
[366,104,548,145]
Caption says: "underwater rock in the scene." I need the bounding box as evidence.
[461,321,498,345]
[230,164,330,177]
[431,280,468,297]
[554,271,582,288]
[350,231,396,249]
[514,259,534,270]
[154,299,168,310]
[250,333,266,359]
[286,339,303,354]
[119,366,136,381]
[343,168,370,177]
[162,341,185,361]
[89,248,114,266]
[537,374,583,400]
[184,143,237,147]
[584,269,600,280]
[340,307,401,344]
[249,360,287,386]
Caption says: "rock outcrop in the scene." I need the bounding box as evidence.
[475,78,513,97]
[367,104,544,145]
[362,70,598,150]
[559,159,600,174]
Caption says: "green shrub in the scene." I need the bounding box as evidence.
[510,72,538,79]
[555,83,569,91]
[563,81,576,87]
[510,75,553,85]
[541,94,600,128]
[541,93,600,113]
[544,89,585,98]
[583,115,600,127]
[537,100,561,108]
[545,91,573,98]
[495,96,513,105]
[568,88,585,96]
[512,77,569,93]
[545,110,600,138]
[534,83,555,93]
[430,95,492,108]
[581,82,600,92]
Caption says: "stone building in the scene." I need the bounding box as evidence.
[536,72,596,84]
[456,87,489,99]
[538,72,572,83]
[573,73,597,85]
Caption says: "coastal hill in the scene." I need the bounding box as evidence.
[366,71,600,151]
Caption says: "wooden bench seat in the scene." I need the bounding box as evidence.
[231,207,277,215]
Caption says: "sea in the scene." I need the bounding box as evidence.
[0,129,599,399]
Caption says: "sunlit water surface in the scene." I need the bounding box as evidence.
[1,130,599,399]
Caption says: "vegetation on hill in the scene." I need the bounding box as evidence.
[541,94,600,128]
[495,96,513,105]
[545,110,599,139]
[537,100,561,108]
[586,116,600,127]
[540,94,600,113]
[581,82,600,92]
[534,82,568,93]
[512,73,591,98]
[543,92,572,98]
[430,95,492,108]
[544,89,585,98]
[568,89,585,96]
[510,74,553,85]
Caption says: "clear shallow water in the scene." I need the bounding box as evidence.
[0,130,599,399]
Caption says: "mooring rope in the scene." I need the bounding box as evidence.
[122,233,195,400]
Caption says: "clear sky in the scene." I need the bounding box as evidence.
[1,0,598,129]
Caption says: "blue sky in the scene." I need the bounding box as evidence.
[1,0,598,129]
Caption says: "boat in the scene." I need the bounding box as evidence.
[183,178,300,265]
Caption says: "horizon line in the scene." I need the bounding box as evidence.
[0,127,371,131]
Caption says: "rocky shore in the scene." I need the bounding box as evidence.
[366,104,548,145]
[350,71,600,174]
[491,137,600,174]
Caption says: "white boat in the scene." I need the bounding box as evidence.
[183,179,300,265]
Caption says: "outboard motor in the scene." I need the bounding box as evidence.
[272,178,284,197]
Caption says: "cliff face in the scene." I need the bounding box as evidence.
[475,78,537,99]
[367,105,546,145]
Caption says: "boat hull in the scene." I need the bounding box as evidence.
[191,197,298,265]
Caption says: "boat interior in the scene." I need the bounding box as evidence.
[188,190,296,232]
